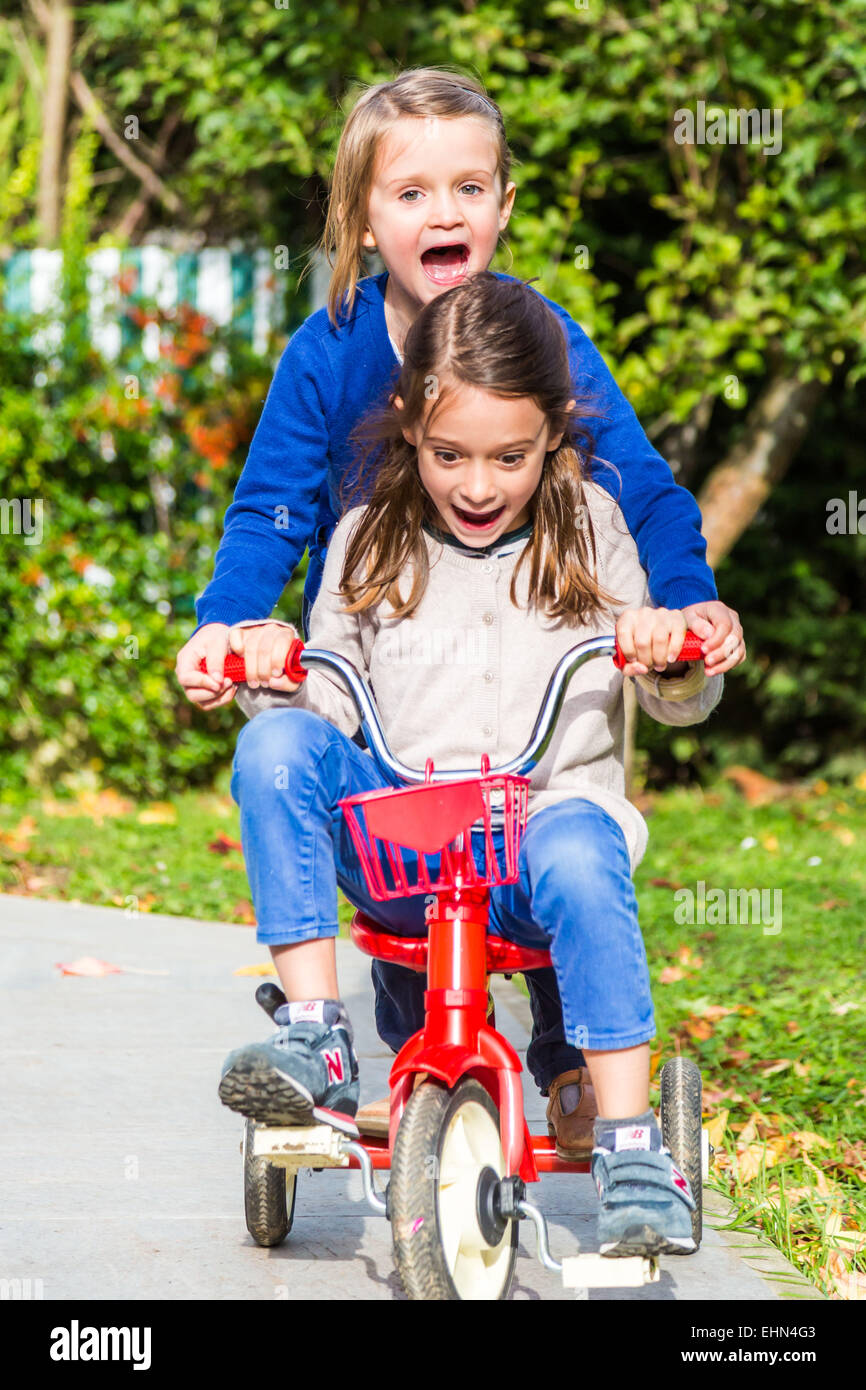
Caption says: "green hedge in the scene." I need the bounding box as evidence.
[0,281,305,798]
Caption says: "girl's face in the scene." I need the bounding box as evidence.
[361,116,516,326]
[396,381,575,548]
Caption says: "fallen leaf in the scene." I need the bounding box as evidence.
[649,877,683,890]
[817,899,844,911]
[137,802,177,825]
[721,1048,751,1067]
[828,1269,866,1300]
[0,815,38,852]
[722,766,785,805]
[685,1017,714,1041]
[43,789,133,823]
[703,1085,744,1106]
[834,827,856,846]
[209,833,244,855]
[55,956,123,977]
[788,1130,831,1151]
[234,963,277,977]
[756,1058,793,1076]
[659,965,685,983]
[737,1142,780,1182]
[705,1109,729,1148]
[760,833,779,852]
[793,1060,811,1077]
[800,1152,832,1195]
[831,1001,858,1016]
[776,1185,814,1205]
[231,900,256,925]
[693,1003,739,1021]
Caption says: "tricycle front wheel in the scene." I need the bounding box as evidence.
[390,1078,517,1300]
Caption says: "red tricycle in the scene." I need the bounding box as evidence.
[211,632,710,1300]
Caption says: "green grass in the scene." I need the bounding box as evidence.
[2,771,864,1296]
[635,776,866,1299]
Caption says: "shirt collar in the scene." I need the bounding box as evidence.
[422,515,533,559]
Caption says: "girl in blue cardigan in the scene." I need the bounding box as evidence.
[176,68,744,1156]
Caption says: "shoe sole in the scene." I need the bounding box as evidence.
[219,1057,358,1136]
[219,1056,318,1126]
[599,1224,696,1258]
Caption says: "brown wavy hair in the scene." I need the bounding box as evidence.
[336,272,620,624]
[302,67,515,328]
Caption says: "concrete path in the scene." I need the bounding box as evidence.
[0,894,821,1301]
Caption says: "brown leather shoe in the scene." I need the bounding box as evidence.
[546,1068,597,1160]
[355,1095,390,1138]
[356,1072,429,1138]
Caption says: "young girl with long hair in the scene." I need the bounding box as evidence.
[177,67,744,1155]
[216,273,734,1256]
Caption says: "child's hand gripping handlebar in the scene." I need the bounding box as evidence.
[196,638,308,687]
[612,630,703,670]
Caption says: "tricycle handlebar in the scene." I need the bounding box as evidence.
[199,632,703,787]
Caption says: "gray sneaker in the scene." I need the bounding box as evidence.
[218,1000,360,1134]
[591,1121,696,1257]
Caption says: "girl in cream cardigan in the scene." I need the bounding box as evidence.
[217,273,739,1258]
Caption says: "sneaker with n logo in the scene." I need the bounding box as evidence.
[591,1118,697,1258]
[218,999,359,1133]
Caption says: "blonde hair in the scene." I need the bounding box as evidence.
[303,67,515,328]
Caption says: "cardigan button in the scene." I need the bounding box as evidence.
[482,562,494,574]
[482,725,493,737]
[483,671,494,683]
[482,612,494,625]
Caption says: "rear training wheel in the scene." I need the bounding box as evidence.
[659,1057,703,1250]
[242,1117,297,1247]
[390,1078,518,1300]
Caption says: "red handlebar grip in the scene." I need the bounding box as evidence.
[196,636,308,685]
[613,629,703,670]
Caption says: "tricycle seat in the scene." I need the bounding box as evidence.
[350,910,552,974]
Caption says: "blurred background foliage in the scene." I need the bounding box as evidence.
[0,0,864,795]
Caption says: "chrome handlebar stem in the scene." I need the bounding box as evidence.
[298,635,617,786]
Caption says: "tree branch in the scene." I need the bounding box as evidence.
[697,373,827,567]
[111,110,182,241]
[28,0,181,217]
[68,70,181,214]
[37,0,73,243]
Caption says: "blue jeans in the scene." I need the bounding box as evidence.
[230,707,655,1091]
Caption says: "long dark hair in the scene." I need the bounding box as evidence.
[337,272,620,623]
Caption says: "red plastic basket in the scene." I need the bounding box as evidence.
[339,758,529,902]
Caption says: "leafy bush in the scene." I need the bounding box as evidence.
[0,273,306,798]
[637,380,866,786]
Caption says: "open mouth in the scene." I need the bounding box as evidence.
[451,502,506,531]
[421,243,471,286]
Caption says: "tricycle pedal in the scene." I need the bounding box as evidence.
[252,1123,351,1171]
